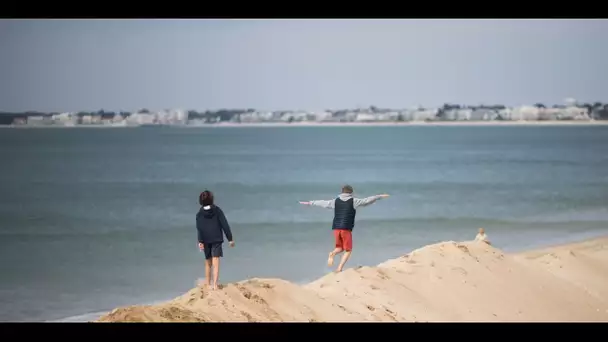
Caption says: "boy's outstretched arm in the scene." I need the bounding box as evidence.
[299,199,336,209]
[353,194,390,209]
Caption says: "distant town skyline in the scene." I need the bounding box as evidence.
[1,19,607,113]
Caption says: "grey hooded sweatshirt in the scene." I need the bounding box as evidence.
[308,193,383,210]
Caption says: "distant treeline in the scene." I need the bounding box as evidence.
[1,102,608,125]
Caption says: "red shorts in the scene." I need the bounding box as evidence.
[333,229,353,251]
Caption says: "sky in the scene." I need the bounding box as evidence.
[0,19,607,113]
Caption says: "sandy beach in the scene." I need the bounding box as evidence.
[97,236,608,322]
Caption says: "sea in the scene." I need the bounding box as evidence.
[1,124,607,322]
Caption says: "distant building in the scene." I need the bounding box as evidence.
[12,117,26,125]
[470,108,499,121]
[411,108,437,121]
[510,106,540,121]
[51,112,77,126]
[355,113,376,122]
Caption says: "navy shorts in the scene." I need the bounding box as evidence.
[203,243,223,260]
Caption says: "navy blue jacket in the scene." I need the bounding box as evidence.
[196,205,233,244]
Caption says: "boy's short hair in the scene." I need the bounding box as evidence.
[342,185,354,194]
[199,190,214,206]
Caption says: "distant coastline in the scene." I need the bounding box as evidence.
[179,120,608,127]
[2,100,608,128]
[3,120,608,129]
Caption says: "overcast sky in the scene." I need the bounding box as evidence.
[0,19,606,112]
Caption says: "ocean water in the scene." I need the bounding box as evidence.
[1,125,607,322]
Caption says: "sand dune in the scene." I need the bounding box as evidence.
[97,237,608,322]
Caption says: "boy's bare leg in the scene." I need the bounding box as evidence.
[212,257,220,290]
[328,248,343,266]
[204,259,212,287]
[336,251,351,272]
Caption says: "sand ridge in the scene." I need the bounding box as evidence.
[97,237,608,322]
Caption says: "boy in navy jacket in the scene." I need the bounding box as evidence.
[196,190,235,290]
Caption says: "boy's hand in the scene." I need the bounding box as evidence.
[299,201,311,205]
[229,241,235,247]
[198,243,204,251]
[378,194,390,198]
